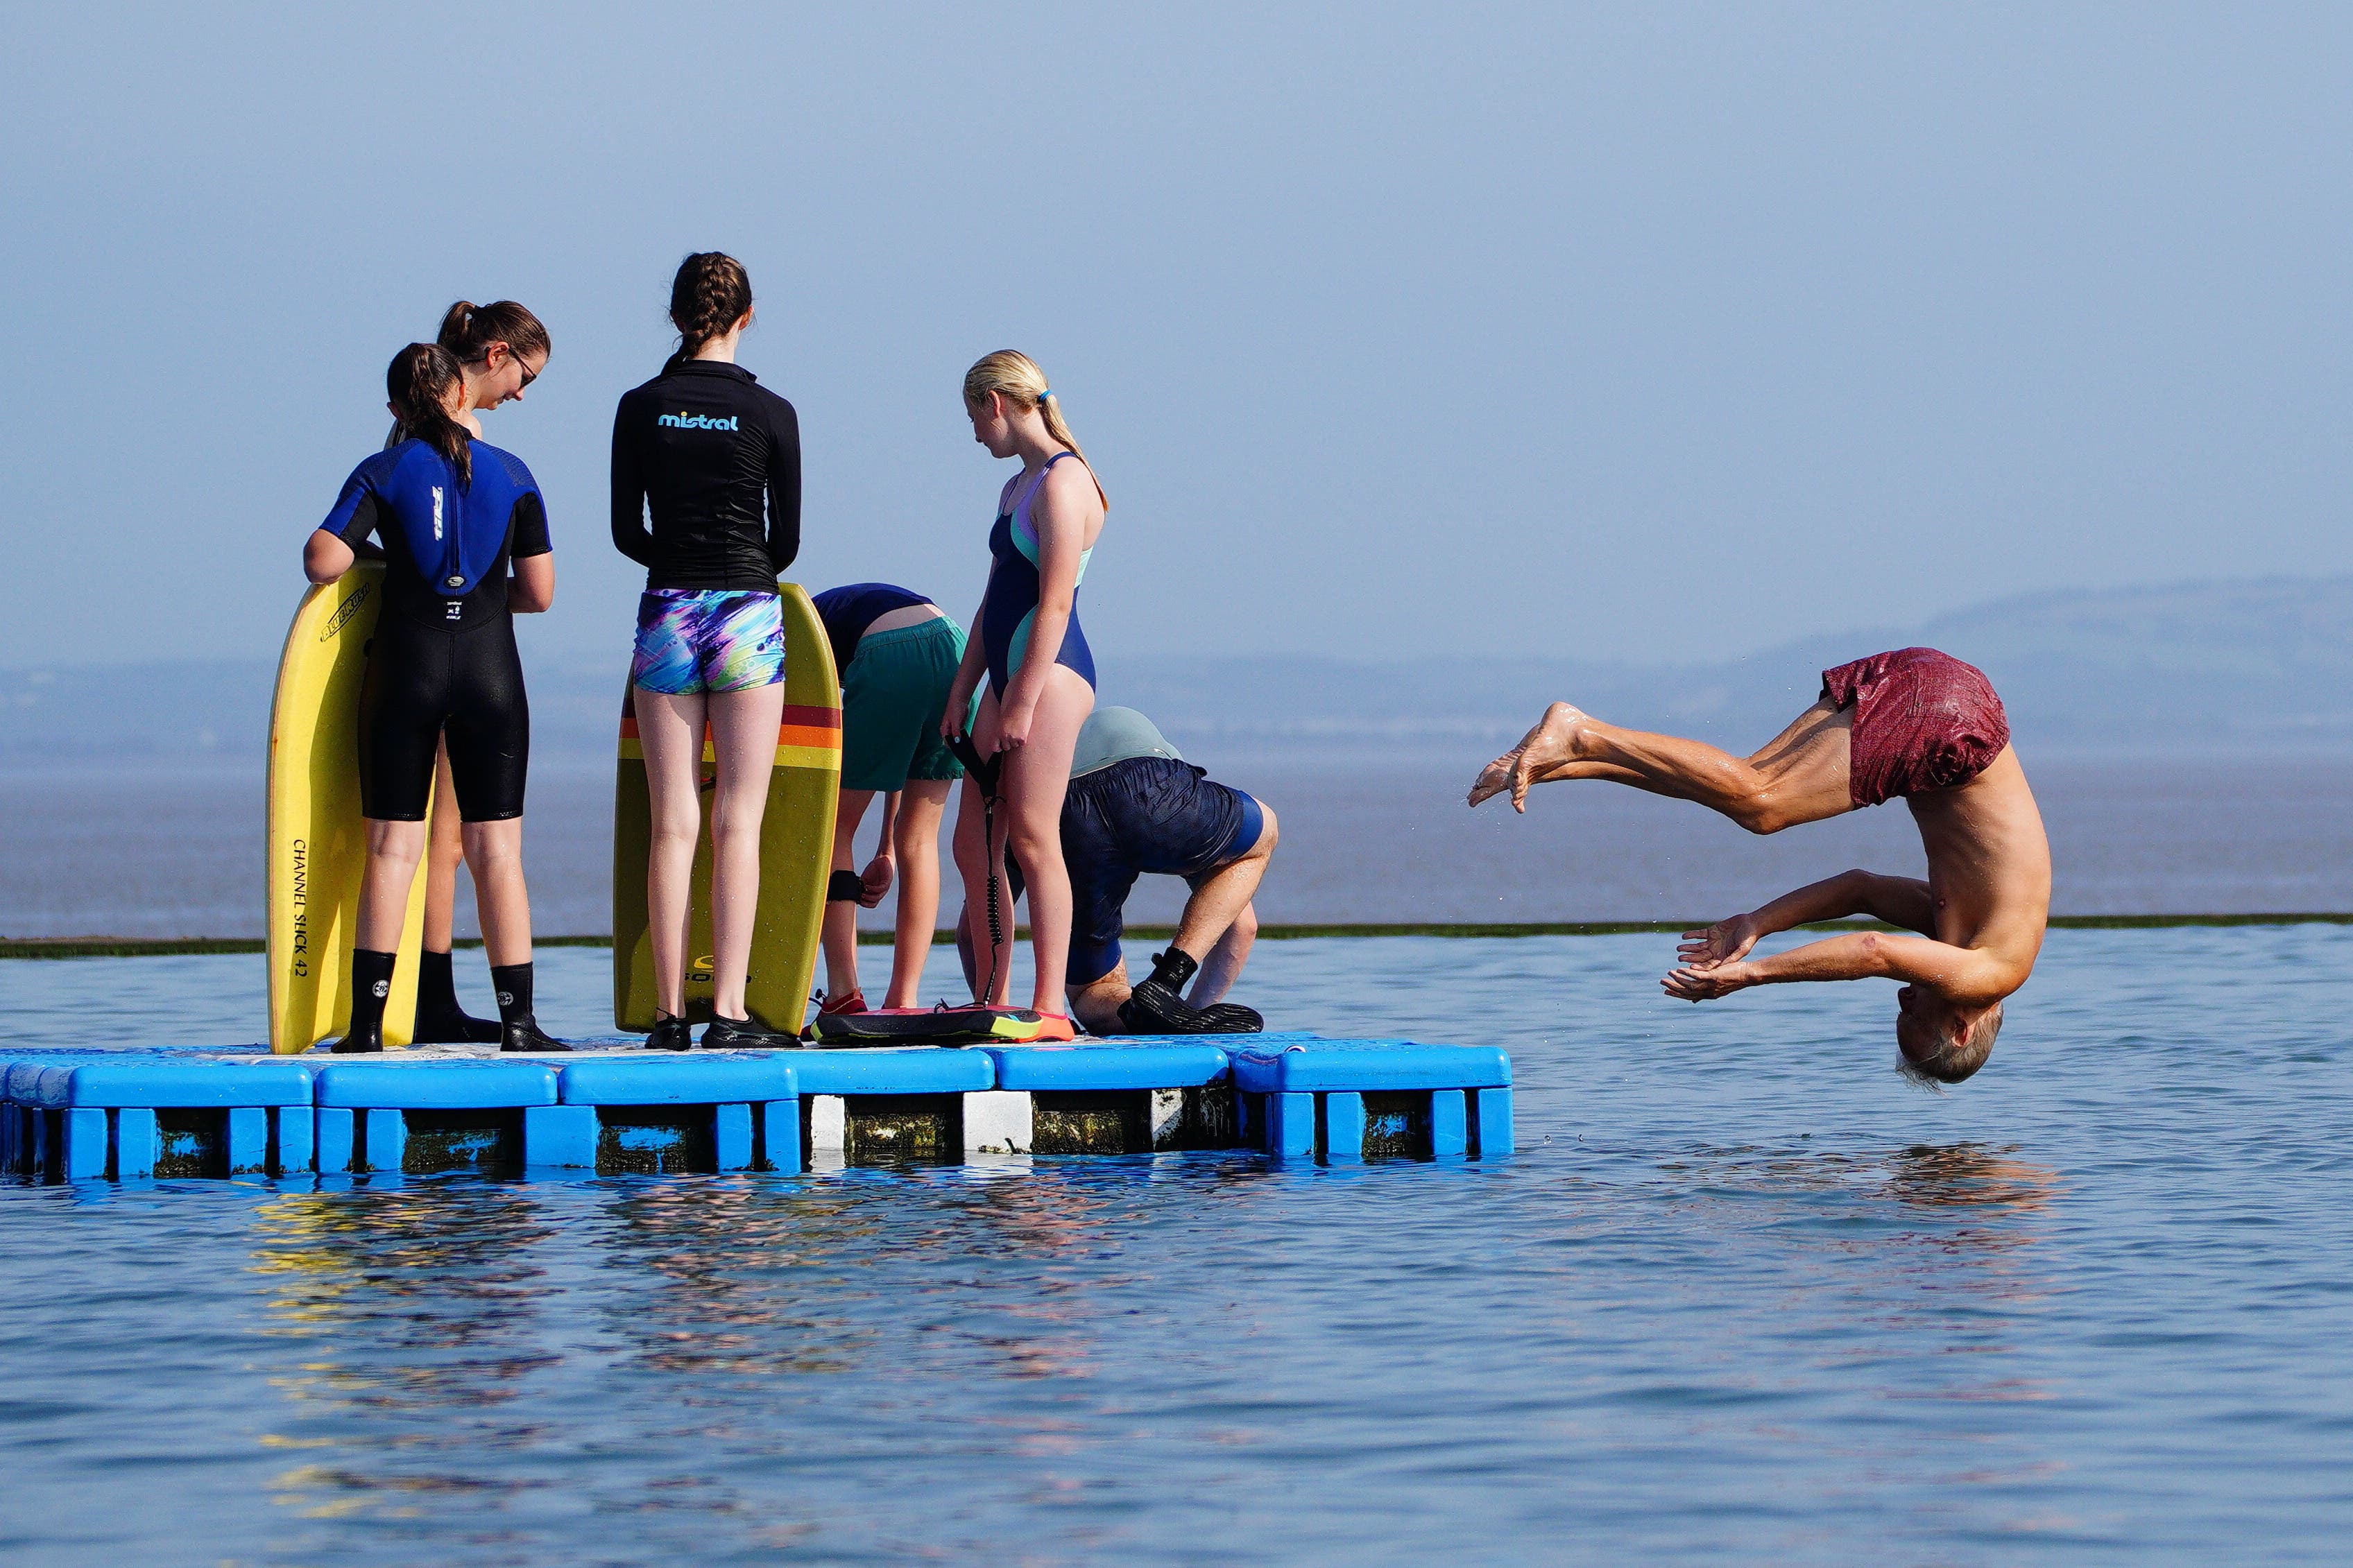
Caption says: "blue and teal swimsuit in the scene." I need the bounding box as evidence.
[979,451,1096,700]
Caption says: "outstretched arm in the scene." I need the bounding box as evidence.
[1675,869,1935,970]
[1663,927,2005,1004]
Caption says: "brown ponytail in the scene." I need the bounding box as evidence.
[386,343,472,488]
[436,299,550,368]
[664,252,753,370]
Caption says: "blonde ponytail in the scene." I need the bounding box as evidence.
[963,350,1107,508]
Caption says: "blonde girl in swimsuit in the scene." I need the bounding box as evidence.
[941,352,1105,1037]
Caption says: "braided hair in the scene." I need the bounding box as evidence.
[665,252,753,370]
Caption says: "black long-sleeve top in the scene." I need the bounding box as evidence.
[610,359,801,591]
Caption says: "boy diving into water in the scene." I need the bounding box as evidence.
[1469,648,2050,1083]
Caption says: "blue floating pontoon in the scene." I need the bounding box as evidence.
[0,1033,1511,1180]
[1229,1037,1513,1162]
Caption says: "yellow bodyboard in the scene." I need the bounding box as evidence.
[266,564,431,1054]
[613,581,842,1032]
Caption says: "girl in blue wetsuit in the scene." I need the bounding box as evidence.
[302,343,566,1055]
[941,351,1106,1037]
[404,299,552,1044]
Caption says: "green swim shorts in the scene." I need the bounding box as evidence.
[839,615,970,791]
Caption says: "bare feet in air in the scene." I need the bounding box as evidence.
[1468,702,1591,813]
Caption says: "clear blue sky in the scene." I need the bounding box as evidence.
[3,4,2346,671]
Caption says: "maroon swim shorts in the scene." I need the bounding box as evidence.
[1820,648,2010,808]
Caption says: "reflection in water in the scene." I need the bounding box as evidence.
[1883,1141,2059,1215]
[1612,1139,2066,1478]
[250,1180,561,1526]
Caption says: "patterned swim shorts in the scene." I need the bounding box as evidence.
[630,589,787,696]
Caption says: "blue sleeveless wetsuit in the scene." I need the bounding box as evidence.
[317,438,550,822]
[979,451,1096,700]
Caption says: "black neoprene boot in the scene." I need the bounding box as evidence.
[1118,949,1233,1035]
[491,963,573,1053]
[411,948,504,1044]
[500,1018,573,1053]
[326,948,395,1053]
[644,1015,694,1051]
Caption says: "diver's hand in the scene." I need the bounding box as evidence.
[1662,960,1758,1001]
[1676,915,1761,970]
[1467,703,1589,812]
[859,852,893,908]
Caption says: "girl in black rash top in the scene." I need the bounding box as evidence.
[610,252,803,1050]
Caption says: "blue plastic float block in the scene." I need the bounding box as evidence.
[311,1059,560,1108]
[1229,1038,1514,1162]
[982,1037,1233,1092]
[3,1055,314,1180]
[556,1053,796,1105]
[790,1048,994,1096]
[545,1053,801,1173]
[44,1060,311,1180]
[311,1058,561,1177]
[1226,1038,1512,1094]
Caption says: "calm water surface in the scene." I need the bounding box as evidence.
[1,927,2350,1564]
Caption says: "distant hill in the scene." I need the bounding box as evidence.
[6,575,2349,763]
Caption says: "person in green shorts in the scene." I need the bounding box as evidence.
[812,584,970,1013]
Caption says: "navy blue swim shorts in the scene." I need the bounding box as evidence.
[1059,756,1263,986]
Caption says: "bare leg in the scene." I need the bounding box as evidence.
[463,816,532,967]
[1068,959,1131,1035]
[887,779,953,1008]
[950,711,1005,1005]
[705,682,788,1020]
[1469,699,1854,834]
[354,818,429,952]
[1172,802,1278,965]
[422,743,465,951]
[821,789,876,1005]
[634,687,708,1019]
[1189,904,1257,1008]
[995,667,1095,1016]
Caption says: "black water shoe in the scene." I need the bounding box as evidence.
[499,1017,574,1053]
[1192,1003,1265,1034]
[326,1022,384,1055]
[702,1013,801,1050]
[643,1015,694,1052]
[1117,949,1232,1035]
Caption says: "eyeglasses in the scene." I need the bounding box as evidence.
[477,345,538,390]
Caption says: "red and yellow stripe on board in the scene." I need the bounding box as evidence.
[616,704,842,767]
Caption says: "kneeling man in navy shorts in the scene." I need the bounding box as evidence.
[985,707,1277,1035]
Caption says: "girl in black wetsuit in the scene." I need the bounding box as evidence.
[610,252,803,1050]
[303,343,567,1054]
[401,300,554,1044]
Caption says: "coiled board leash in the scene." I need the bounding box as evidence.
[946,732,1007,1006]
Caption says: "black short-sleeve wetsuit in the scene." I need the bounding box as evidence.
[609,360,801,589]
[317,438,551,822]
